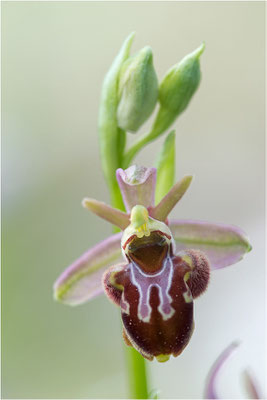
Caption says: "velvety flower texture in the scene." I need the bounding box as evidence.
[54,166,251,362]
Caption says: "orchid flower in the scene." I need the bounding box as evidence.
[54,165,251,362]
[205,342,262,399]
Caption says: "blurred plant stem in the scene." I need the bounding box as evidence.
[125,347,149,399]
[122,130,155,168]
[110,186,149,399]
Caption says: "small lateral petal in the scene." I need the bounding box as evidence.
[205,342,240,399]
[179,249,210,298]
[116,165,157,212]
[170,219,252,269]
[151,175,193,221]
[82,198,129,230]
[54,233,123,306]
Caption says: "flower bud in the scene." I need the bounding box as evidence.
[152,43,205,136]
[117,46,158,133]
[98,32,134,208]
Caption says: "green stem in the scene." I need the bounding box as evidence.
[110,185,149,399]
[122,106,176,169]
[125,347,149,399]
[122,131,153,169]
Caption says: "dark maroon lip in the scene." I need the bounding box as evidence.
[122,230,171,250]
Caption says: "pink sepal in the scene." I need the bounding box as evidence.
[170,219,252,269]
[54,233,123,305]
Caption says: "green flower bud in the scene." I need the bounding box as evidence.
[98,32,134,209]
[152,43,205,136]
[117,46,158,133]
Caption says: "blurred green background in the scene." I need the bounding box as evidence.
[2,2,265,399]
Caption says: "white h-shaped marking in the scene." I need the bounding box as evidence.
[127,256,175,323]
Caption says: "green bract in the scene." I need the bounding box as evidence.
[155,131,176,204]
[117,46,158,133]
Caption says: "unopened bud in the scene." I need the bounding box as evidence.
[152,43,205,136]
[117,46,158,133]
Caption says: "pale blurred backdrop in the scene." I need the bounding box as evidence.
[2,2,265,399]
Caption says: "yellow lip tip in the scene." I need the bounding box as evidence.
[156,354,170,363]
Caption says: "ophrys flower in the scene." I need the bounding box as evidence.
[54,165,251,362]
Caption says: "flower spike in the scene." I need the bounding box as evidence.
[151,175,193,221]
[82,198,129,230]
[55,22,253,375]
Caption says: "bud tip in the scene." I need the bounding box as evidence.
[197,41,205,57]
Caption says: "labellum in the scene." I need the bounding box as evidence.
[103,205,210,362]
